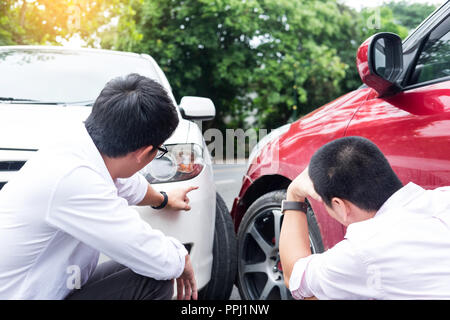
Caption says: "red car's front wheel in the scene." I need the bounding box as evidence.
[236,189,324,300]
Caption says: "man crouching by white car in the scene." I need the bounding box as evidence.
[0,73,198,300]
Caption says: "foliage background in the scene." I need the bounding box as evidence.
[0,0,438,131]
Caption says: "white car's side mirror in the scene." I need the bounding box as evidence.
[179,96,216,121]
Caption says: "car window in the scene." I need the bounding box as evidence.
[0,49,161,105]
[409,16,450,85]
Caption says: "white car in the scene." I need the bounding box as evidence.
[0,46,237,299]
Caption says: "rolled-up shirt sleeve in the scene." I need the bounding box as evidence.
[289,240,381,300]
[289,255,315,299]
[45,166,187,280]
[114,173,149,206]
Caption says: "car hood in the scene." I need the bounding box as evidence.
[0,103,189,150]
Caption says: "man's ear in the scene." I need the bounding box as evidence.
[135,145,154,164]
[330,197,351,225]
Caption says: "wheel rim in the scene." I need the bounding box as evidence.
[238,206,319,300]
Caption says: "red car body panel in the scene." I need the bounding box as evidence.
[346,81,450,189]
[232,81,450,250]
[232,87,372,249]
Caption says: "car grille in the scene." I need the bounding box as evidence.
[0,161,26,191]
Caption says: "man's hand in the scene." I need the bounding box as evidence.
[176,255,198,300]
[287,166,322,203]
[167,186,198,211]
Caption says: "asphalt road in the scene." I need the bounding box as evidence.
[213,162,248,300]
[213,162,248,210]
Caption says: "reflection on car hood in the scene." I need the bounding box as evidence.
[0,103,188,150]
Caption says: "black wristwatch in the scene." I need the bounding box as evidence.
[151,191,168,210]
[281,200,308,214]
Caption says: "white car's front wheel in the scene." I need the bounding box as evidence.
[198,193,237,300]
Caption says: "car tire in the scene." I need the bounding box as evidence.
[236,189,324,300]
[198,192,237,300]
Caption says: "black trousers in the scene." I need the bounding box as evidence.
[65,260,174,300]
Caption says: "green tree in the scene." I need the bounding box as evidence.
[386,0,437,31]
[338,5,410,95]
[359,6,409,42]
[249,0,353,127]
[104,0,429,130]
[338,2,435,94]
[0,0,437,131]
[0,0,117,46]
[105,0,355,130]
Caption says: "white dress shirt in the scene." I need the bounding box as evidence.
[289,182,450,300]
[0,124,187,299]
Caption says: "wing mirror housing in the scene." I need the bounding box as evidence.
[357,32,404,97]
[179,96,216,121]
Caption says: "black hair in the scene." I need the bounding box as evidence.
[85,73,179,158]
[308,136,403,212]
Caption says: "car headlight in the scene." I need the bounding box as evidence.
[140,143,204,183]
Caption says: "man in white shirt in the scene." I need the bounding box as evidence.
[280,136,450,299]
[0,74,198,300]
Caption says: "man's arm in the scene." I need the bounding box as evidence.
[47,167,189,281]
[114,173,198,299]
[279,167,321,294]
[114,172,198,210]
[137,183,166,207]
[279,201,310,288]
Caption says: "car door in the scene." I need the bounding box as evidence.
[345,14,450,189]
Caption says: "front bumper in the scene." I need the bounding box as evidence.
[134,163,216,291]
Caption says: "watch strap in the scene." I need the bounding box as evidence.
[151,191,168,210]
[281,200,308,214]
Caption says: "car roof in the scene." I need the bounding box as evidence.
[0,45,147,59]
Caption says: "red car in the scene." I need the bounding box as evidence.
[231,1,450,300]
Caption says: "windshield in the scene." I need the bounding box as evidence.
[0,48,161,105]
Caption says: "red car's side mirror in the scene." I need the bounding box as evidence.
[357,32,404,97]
